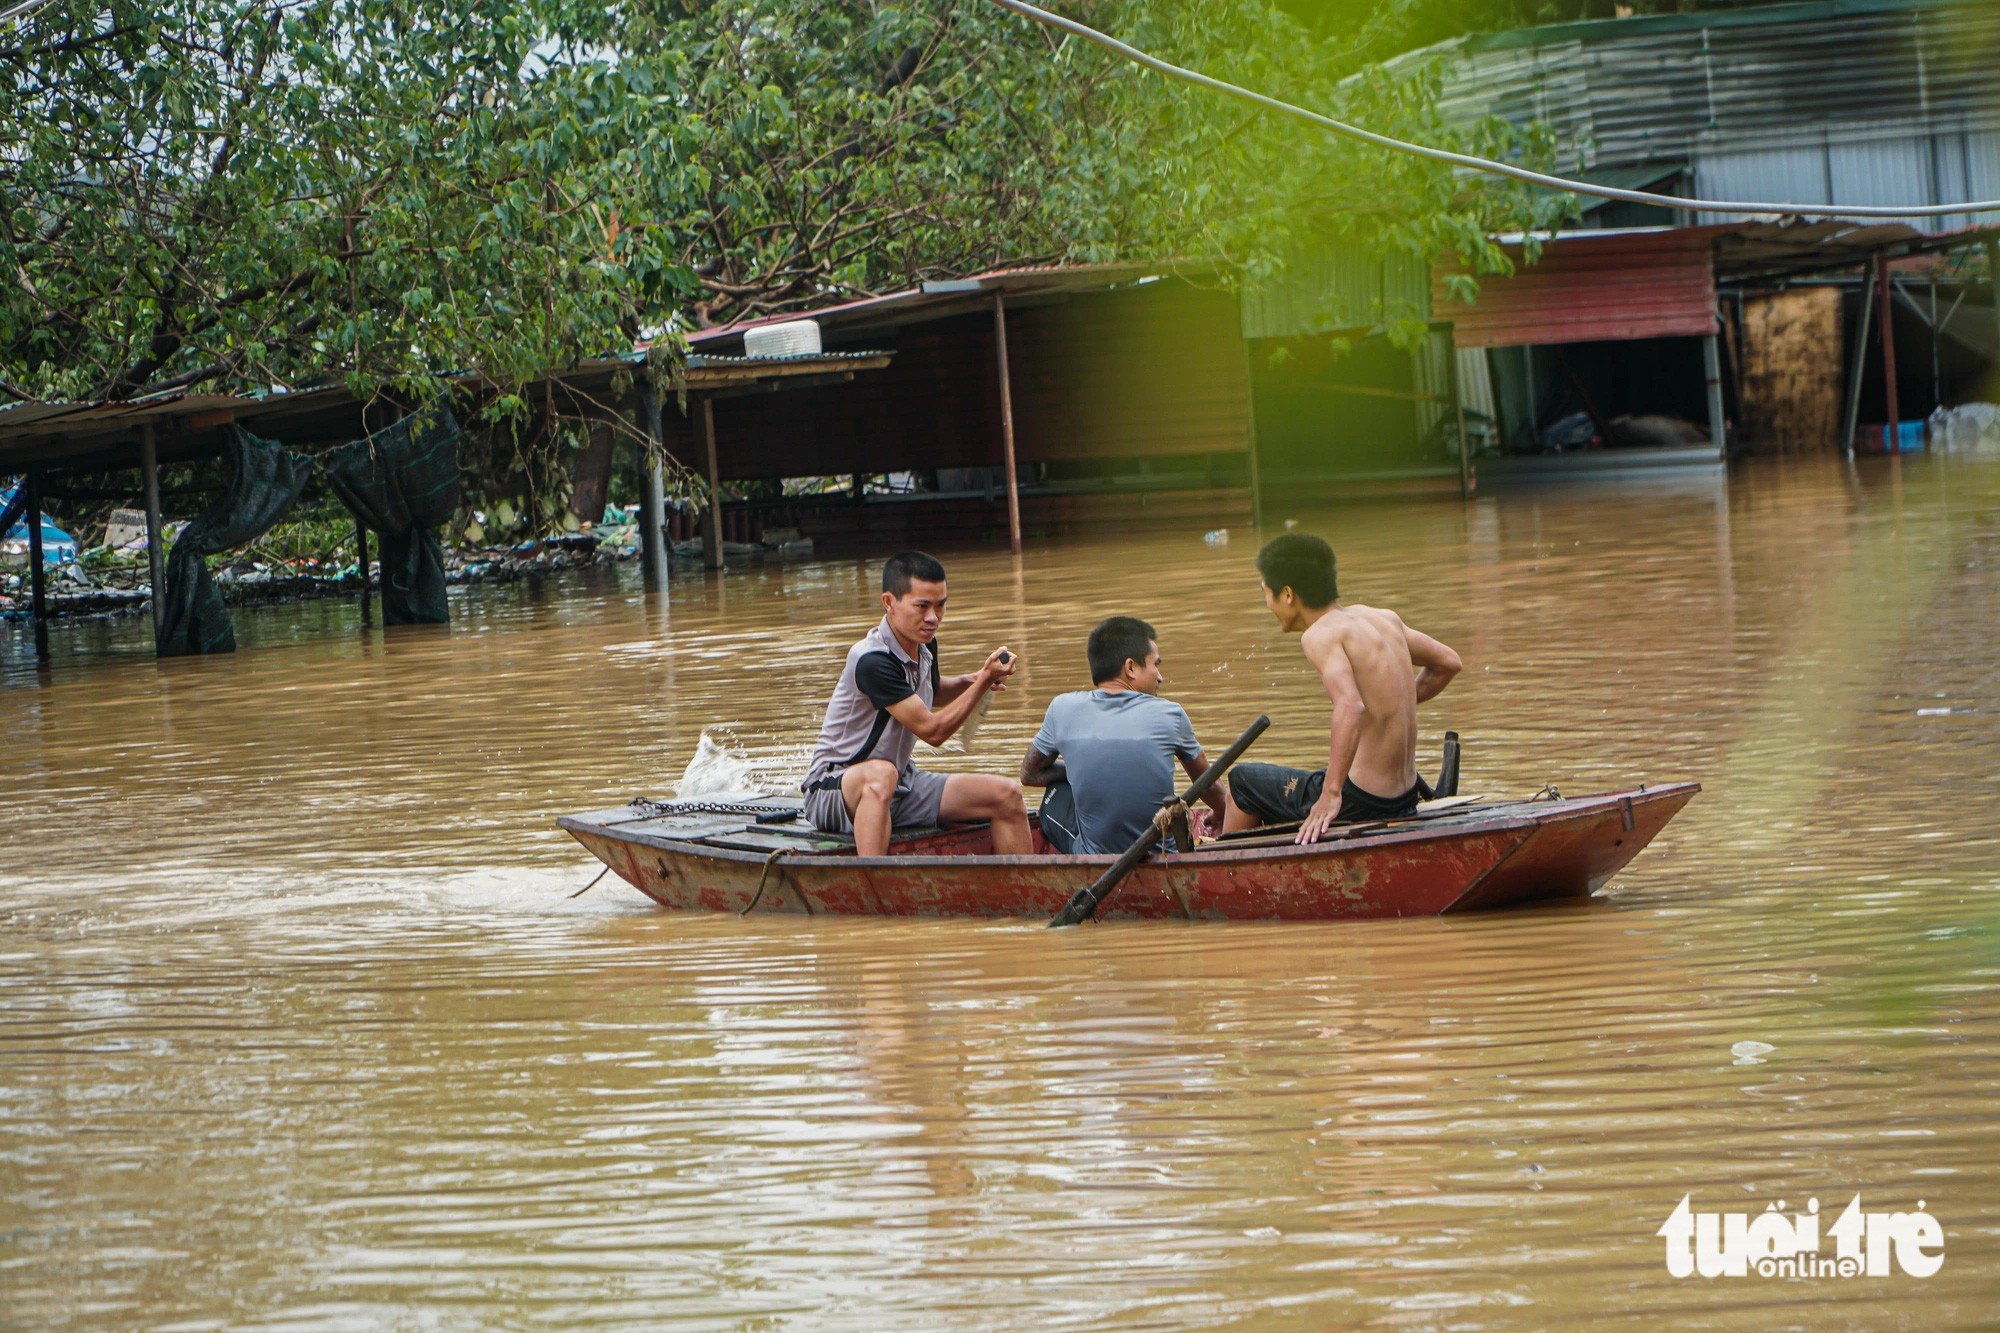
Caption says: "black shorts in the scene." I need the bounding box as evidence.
[1228,762,1424,826]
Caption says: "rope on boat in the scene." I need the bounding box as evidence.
[740,848,793,916]
[568,866,611,899]
[1089,799,1198,922]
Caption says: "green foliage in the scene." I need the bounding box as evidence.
[0,0,697,409]
[0,0,1560,413]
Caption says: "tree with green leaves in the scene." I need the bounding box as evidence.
[0,0,1556,477]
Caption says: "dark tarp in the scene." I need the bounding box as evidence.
[156,426,313,656]
[321,403,462,625]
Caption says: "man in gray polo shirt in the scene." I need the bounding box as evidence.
[801,551,1031,856]
[1018,616,1222,855]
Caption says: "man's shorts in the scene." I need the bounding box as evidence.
[802,765,950,835]
[1228,762,1423,826]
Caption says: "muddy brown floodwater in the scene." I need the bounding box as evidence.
[3,453,1998,1330]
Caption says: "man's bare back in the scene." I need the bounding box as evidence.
[1300,603,1425,796]
[1224,534,1462,844]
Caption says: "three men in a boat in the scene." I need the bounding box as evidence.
[801,551,1032,856]
[1018,616,1227,854]
[1221,533,1463,845]
[804,537,1459,856]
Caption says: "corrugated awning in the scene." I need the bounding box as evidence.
[1433,230,1720,349]
[688,262,1178,347]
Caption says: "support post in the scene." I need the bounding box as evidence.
[1877,251,1901,450]
[24,473,48,659]
[353,512,371,626]
[637,388,670,594]
[1702,333,1728,460]
[1988,240,2000,385]
[1238,335,1265,527]
[139,423,166,642]
[696,395,723,570]
[1841,264,1878,456]
[1446,330,1472,501]
[993,293,1022,555]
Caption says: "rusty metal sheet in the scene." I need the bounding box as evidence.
[1435,231,1719,348]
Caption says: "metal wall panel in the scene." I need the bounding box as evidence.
[1240,251,1430,340]
[1830,127,1938,228]
[1695,143,1832,223]
[1406,1,2000,183]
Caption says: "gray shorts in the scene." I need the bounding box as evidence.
[802,766,950,834]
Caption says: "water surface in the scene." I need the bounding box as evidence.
[4,454,1997,1329]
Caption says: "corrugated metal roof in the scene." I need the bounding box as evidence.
[1426,218,1984,349]
[682,351,894,368]
[0,354,897,473]
[1434,230,1720,348]
[688,263,1174,346]
[1400,0,2000,185]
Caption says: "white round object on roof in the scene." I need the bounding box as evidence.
[742,320,822,359]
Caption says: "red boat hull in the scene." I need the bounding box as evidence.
[558,783,1697,922]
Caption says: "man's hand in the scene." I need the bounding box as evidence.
[1297,789,1343,845]
[980,646,1019,691]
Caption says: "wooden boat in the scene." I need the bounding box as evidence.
[557,781,1698,922]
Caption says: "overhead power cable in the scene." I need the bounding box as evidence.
[986,0,2000,221]
[0,0,61,26]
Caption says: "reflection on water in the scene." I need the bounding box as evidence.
[4,454,1998,1329]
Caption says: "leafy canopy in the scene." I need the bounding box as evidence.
[0,0,1555,409]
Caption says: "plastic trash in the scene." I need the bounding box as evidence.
[1203,529,1229,545]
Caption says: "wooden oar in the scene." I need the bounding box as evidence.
[1048,714,1270,928]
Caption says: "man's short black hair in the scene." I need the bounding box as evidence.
[1087,616,1158,684]
[882,550,947,597]
[1256,533,1338,608]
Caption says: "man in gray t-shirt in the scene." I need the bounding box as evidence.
[1020,617,1222,855]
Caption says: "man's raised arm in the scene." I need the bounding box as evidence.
[883,646,1018,746]
[1403,624,1462,702]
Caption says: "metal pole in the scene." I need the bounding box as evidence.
[637,388,669,594]
[24,473,48,660]
[1877,252,1902,451]
[1841,266,1876,456]
[993,293,1023,556]
[1930,278,1942,413]
[697,395,723,571]
[1702,333,1728,460]
[1447,329,1472,500]
[139,423,166,642]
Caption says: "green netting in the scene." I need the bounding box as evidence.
[321,402,463,626]
[156,426,314,657]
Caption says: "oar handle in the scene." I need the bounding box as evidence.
[1048,714,1270,928]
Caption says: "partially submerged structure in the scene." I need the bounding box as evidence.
[1247,0,2000,484]
[676,264,1256,552]
[0,353,891,657]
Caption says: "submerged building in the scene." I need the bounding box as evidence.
[1246,0,2000,488]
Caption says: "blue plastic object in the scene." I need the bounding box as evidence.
[0,484,79,563]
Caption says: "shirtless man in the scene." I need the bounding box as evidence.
[1222,533,1463,845]
[801,550,1032,857]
